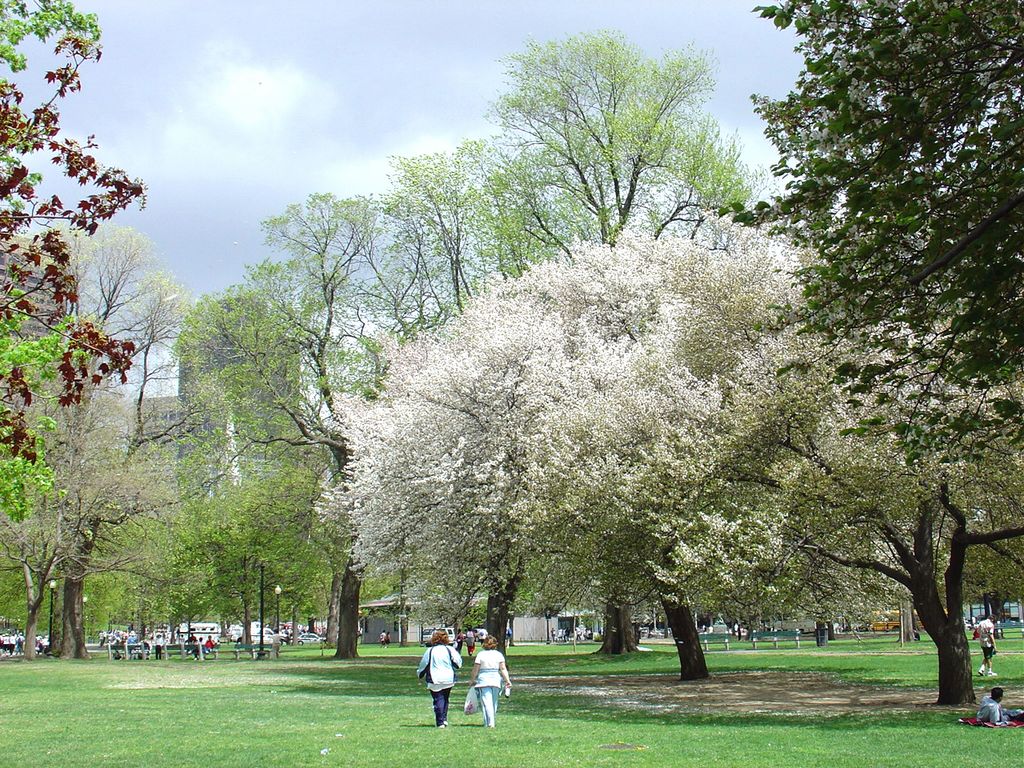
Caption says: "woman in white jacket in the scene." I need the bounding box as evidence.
[416,629,462,727]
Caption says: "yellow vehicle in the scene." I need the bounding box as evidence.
[870,618,901,631]
[869,612,901,631]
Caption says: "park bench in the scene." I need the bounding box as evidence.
[694,632,732,651]
[231,643,277,660]
[159,643,218,660]
[750,630,802,649]
[107,642,150,660]
[998,621,1023,641]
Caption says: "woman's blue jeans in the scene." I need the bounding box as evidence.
[430,687,452,726]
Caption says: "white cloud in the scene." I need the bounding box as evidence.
[127,40,338,181]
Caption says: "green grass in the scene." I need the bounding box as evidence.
[0,640,1020,767]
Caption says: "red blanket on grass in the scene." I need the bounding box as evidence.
[959,717,1024,728]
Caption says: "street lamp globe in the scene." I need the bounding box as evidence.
[48,579,57,590]
[275,585,282,596]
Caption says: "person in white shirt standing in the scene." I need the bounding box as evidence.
[977,614,998,677]
[468,635,512,728]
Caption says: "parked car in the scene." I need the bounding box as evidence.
[296,632,322,645]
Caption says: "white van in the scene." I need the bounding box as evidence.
[227,624,279,643]
[178,622,222,644]
[420,627,456,646]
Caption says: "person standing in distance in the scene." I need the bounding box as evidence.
[468,635,512,728]
[417,629,462,728]
[977,614,998,677]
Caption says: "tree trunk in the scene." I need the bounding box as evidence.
[24,611,39,660]
[912,588,975,704]
[598,601,639,654]
[399,613,409,647]
[929,623,974,705]
[662,599,708,680]
[325,571,341,645]
[21,564,46,661]
[60,577,89,659]
[900,599,916,643]
[242,600,253,645]
[485,593,510,653]
[484,569,522,654]
[290,603,298,645]
[905,520,974,708]
[333,559,361,659]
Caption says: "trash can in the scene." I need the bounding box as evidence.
[815,627,828,647]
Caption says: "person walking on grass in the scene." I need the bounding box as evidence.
[977,614,998,677]
[467,635,512,729]
[417,629,462,728]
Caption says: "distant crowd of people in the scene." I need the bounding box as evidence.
[0,631,54,656]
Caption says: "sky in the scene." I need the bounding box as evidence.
[40,1,803,296]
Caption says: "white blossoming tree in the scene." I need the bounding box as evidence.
[344,225,803,672]
[347,286,577,648]
[522,230,808,672]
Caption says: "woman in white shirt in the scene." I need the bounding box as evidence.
[468,635,512,728]
[416,629,462,728]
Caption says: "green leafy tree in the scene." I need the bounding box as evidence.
[492,30,751,255]
[759,376,1024,705]
[167,459,329,644]
[381,143,487,321]
[178,194,382,658]
[746,1,1024,448]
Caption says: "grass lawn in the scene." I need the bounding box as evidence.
[1,638,1020,767]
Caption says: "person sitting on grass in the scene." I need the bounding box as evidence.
[977,687,1024,725]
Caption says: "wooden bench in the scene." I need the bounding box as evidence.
[750,630,802,649]
[231,643,277,660]
[695,632,732,651]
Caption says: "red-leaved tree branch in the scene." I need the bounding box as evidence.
[0,32,145,461]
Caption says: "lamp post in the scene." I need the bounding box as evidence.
[47,579,57,654]
[258,564,266,659]
[82,595,88,646]
[274,585,281,635]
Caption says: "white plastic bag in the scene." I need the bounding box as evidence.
[463,687,480,715]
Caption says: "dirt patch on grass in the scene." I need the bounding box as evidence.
[524,671,955,714]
